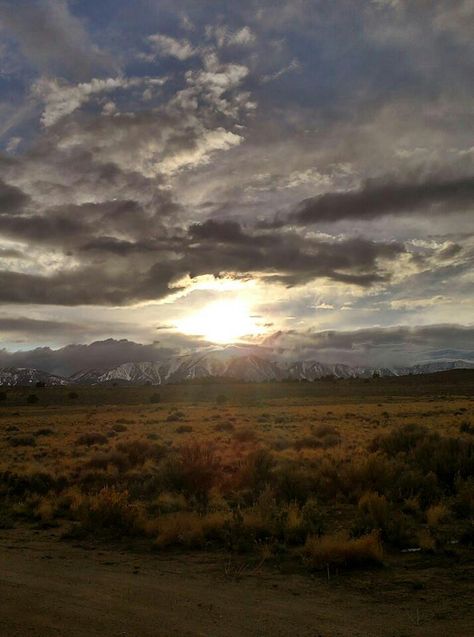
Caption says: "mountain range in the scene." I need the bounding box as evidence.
[1,346,473,386]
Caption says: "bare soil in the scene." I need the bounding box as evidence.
[1,529,473,637]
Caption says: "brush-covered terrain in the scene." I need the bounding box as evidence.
[0,372,473,636]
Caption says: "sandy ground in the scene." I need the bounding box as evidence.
[0,530,473,637]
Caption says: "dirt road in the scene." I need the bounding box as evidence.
[0,530,472,637]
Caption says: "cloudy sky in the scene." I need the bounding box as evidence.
[0,0,472,366]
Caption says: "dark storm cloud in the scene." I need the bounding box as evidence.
[263,324,474,367]
[187,223,407,288]
[0,247,23,258]
[1,324,472,375]
[0,0,117,79]
[0,219,407,305]
[0,338,176,377]
[0,335,216,376]
[0,0,471,345]
[267,176,474,227]
[0,179,30,214]
[0,263,183,306]
[189,219,249,243]
[0,315,84,335]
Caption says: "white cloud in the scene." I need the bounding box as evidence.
[206,25,256,48]
[34,76,167,127]
[146,34,196,60]
[262,58,300,83]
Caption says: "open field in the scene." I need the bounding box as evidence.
[0,371,473,636]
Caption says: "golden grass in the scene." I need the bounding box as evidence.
[0,389,472,567]
[302,531,383,569]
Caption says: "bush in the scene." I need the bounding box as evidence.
[160,443,221,505]
[426,503,449,527]
[115,439,166,467]
[354,492,414,548]
[175,425,193,434]
[150,392,161,404]
[27,394,39,404]
[0,391,7,401]
[166,410,185,422]
[460,421,474,435]
[233,427,257,443]
[68,391,79,400]
[237,449,274,496]
[371,423,428,455]
[155,511,228,548]
[0,470,58,496]
[112,423,127,433]
[8,434,36,447]
[294,436,322,450]
[76,432,108,446]
[312,424,339,438]
[301,498,326,537]
[273,462,315,503]
[214,421,235,433]
[302,531,383,570]
[35,428,54,437]
[71,486,142,536]
[452,479,474,519]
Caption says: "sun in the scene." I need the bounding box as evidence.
[176,298,263,344]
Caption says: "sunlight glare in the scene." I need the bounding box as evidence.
[176,299,263,343]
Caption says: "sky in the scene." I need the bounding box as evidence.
[0,0,472,367]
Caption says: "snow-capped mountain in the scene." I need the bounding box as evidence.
[1,354,473,387]
[68,353,474,385]
[0,367,67,386]
[392,360,474,376]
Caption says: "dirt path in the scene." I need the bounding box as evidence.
[0,530,472,637]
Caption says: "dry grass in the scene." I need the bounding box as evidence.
[0,385,472,570]
[302,531,383,569]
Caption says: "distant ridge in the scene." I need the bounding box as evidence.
[1,351,473,386]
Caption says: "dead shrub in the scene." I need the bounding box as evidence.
[76,432,108,447]
[0,470,58,496]
[214,421,235,433]
[8,434,36,447]
[452,478,474,518]
[371,423,428,455]
[302,531,383,570]
[426,503,449,527]
[175,425,193,434]
[112,424,128,432]
[294,436,322,451]
[166,410,185,422]
[34,428,54,437]
[312,424,339,438]
[116,439,166,467]
[273,461,316,503]
[155,511,228,548]
[354,491,414,548]
[160,442,221,505]
[237,449,274,496]
[71,486,143,536]
[233,427,257,443]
